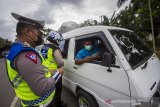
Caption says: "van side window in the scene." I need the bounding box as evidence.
[61,39,70,59]
[75,33,114,65]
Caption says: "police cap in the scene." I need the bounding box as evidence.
[11,12,45,29]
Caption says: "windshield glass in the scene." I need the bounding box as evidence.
[108,29,153,69]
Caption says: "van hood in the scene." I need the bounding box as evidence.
[128,54,160,101]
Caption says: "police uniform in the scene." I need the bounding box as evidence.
[6,13,61,107]
[41,43,64,107]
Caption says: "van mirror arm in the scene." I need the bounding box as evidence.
[107,64,120,72]
[107,66,112,72]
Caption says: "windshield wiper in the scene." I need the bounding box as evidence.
[141,61,148,70]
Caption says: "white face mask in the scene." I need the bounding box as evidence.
[85,45,93,51]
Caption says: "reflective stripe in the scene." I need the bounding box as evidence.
[55,74,61,83]
[12,74,21,85]
[39,98,52,107]
[14,78,23,88]
[42,65,49,73]
[52,71,61,83]
[50,60,55,64]
[22,88,55,106]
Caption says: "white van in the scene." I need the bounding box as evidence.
[61,26,160,107]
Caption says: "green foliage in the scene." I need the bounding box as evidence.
[101,16,110,26]
[117,0,128,8]
[0,37,12,48]
[111,0,160,48]
[80,19,99,27]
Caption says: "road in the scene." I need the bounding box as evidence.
[0,58,78,107]
[0,58,16,107]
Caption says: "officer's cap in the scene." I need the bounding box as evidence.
[11,12,45,29]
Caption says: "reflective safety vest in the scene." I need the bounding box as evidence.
[6,43,55,106]
[40,44,58,70]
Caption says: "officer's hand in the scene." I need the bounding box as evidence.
[49,69,55,75]
[57,68,64,75]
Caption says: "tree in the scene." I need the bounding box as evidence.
[114,0,160,48]
[79,19,99,27]
[101,16,110,26]
[0,37,12,48]
[117,0,128,8]
[117,0,160,49]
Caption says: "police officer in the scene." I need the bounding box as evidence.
[40,30,67,107]
[6,13,63,107]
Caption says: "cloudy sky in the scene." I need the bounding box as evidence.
[0,0,130,41]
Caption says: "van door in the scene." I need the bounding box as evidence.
[73,32,131,107]
[62,38,79,93]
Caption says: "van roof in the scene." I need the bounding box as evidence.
[62,25,132,39]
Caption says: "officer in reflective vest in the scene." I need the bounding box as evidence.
[6,13,63,107]
[40,30,67,107]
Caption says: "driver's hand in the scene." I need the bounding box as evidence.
[84,56,94,62]
[93,53,101,59]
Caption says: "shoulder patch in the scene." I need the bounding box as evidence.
[25,52,38,64]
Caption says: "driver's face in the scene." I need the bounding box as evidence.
[84,41,92,46]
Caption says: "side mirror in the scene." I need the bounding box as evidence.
[101,52,112,67]
[101,52,120,72]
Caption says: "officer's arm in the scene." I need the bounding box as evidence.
[14,51,55,96]
[53,49,64,68]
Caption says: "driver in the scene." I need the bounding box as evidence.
[75,40,101,65]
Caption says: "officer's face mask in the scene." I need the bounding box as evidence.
[85,45,93,51]
[31,28,44,46]
[35,35,44,46]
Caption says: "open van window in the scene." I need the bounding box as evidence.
[75,35,115,65]
[109,29,153,69]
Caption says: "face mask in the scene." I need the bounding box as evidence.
[34,35,44,46]
[85,45,92,51]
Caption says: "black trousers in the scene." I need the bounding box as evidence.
[47,77,62,107]
[25,77,62,107]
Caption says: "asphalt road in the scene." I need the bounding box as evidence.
[0,58,78,107]
[0,58,16,107]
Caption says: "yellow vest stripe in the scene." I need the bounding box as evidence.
[14,78,23,88]
[11,74,21,85]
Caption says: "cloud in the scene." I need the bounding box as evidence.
[25,6,56,25]
[0,20,16,41]
[0,0,130,41]
[46,0,84,7]
[24,0,85,26]
[0,0,41,41]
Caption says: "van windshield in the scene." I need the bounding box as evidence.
[108,29,153,69]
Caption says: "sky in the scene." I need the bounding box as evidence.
[0,0,130,41]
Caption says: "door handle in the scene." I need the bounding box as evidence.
[73,66,77,69]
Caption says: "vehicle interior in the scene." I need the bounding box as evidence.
[75,36,115,65]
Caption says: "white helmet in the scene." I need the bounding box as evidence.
[47,30,64,46]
